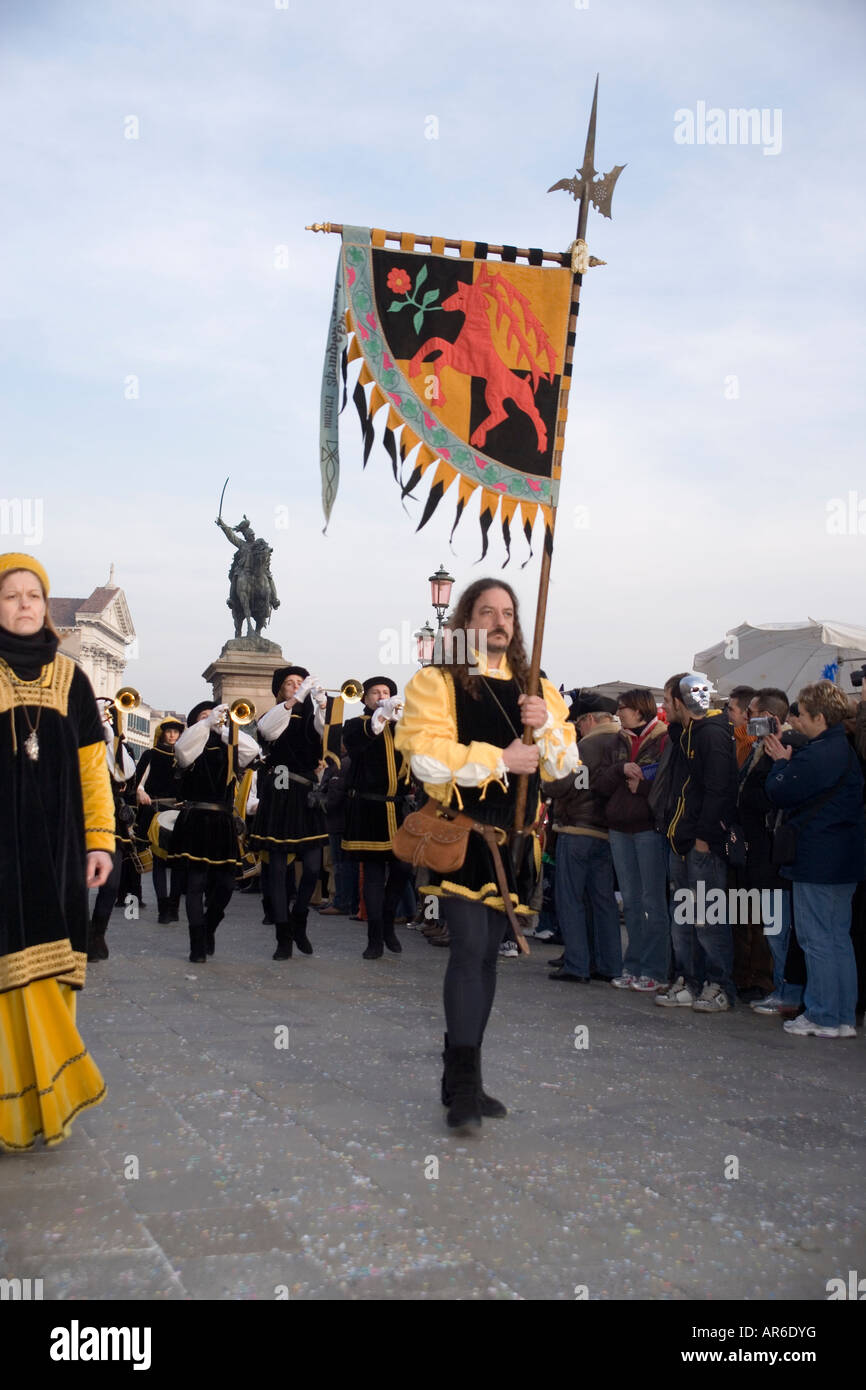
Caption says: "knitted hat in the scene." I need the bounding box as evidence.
[0,553,50,595]
[271,665,310,697]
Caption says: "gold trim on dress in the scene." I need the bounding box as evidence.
[0,653,76,716]
[0,939,79,994]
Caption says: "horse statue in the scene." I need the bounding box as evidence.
[216,515,280,639]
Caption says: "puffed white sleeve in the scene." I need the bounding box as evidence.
[257,703,292,741]
[174,721,210,769]
[237,729,261,768]
[534,679,580,780]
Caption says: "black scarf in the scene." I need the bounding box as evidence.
[0,624,60,680]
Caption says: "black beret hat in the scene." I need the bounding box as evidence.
[187,700,215,726]
[272,665,310,697]
[363,675,398,698]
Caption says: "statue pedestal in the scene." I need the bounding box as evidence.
[202,638,288,720]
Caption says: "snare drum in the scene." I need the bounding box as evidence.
[148,807,180,860]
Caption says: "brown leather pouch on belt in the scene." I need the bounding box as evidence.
[392,798,471,873]
[392,799,527,950]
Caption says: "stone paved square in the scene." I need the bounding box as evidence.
[2,893,864,1301]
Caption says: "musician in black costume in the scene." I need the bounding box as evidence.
[395,580,577,1132]
[136,717,185,923]
[87,699,137,962]
[170,699,260,963]
[342,676,413,960]
[250,666,328,961]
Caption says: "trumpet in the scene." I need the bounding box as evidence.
[216,698,257,727]
[112,686,141,712]
[312,679,364,704]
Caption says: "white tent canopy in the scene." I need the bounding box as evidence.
[694,620,866,699]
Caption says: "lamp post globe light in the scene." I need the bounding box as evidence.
[429,563,454,631]
[415,621,436,666]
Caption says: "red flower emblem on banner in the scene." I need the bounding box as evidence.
[387,268,412,295]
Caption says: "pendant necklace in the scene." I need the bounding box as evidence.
[19,703,43,760]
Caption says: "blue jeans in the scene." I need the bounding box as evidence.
[609,829,670,981]
[329,832,359,913]
[764,889,803,1005]
[668,847,736,1001]
[792,881,857,1028]
[555,834,623,978]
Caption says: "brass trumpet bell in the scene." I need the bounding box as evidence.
[114,686,140,711]
[313,680,364,703]
[229,698,256,726]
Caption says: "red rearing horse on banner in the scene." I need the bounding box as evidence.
[408,264,557,454]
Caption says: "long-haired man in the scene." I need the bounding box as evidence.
[395,578,577,1132]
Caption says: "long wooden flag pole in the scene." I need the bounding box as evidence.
[511,75,626,852]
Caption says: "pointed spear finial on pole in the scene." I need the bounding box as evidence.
[548,73,626,246]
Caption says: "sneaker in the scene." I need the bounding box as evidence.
[692,983,731,1013]
[611,972,637,989]
[751,993,785,1015]
[838,1025,857,1039]
[498,941,519,958]
[630,976,665,992]
[783,1015,840,1038]
[534,928,556,942]
[654,976,695,1008]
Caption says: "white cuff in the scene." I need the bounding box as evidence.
[370,709,388,735]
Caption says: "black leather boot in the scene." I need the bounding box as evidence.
[204,906,224,957]
[87,913,110,963]
[441,1033,507,1118]
[272,924,292,961]
[382,918,402,954]
[363,921,384,959]
[188,925,207,963]
[290,909,313,955]
[157,896,173,925]
[443,1045,482,1131]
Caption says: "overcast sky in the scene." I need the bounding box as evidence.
[2,0,864,712]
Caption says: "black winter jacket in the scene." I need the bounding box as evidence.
[666,711,738,857]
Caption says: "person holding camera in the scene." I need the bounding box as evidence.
[250,667,328,961]
[764,680,865,1037]
[341,677,413,959]
[737,689,806,1014]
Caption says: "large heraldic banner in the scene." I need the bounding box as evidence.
[320,226,574,560]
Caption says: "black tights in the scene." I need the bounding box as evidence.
[268,843,323,922]
[362,856,414,928]
[442,898,507,1047]
[153,856,181,902]
[93,850,123,923]
[185,865,235,929]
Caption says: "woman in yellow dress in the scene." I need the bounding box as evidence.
[0,553,114,1150]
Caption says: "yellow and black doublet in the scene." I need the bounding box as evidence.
[394,655,577,915]
[341,713,408,860]
[250,695,327,851]
[169,722,258,867]
[0,643,114,1150]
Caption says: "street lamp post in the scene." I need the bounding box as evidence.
[428,563,455,631]
[414,621,435,666]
